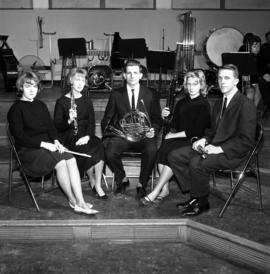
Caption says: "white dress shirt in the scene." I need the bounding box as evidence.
[127,85,140,109]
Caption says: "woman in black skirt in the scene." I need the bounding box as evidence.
[7,71,98,215]
[140,70,211,205]
[54,68,107,199]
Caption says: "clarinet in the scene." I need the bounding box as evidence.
[70,91,78,137]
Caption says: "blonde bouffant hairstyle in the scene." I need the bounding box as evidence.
[183,70,207,96]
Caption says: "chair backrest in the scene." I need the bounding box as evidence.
[7,128,24,169]
[243,122,264,171]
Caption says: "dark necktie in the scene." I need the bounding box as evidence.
[220,97,227,119]
[131,89,135,110]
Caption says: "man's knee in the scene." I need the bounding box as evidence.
[143,142,157,155]
[189,156,201,170]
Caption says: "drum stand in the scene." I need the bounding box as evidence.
[37,31,56,89]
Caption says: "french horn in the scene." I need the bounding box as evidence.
[104,109,152,142]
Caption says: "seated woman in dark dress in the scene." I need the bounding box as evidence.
[140,70,211,205]
[54,68,107,199]
[7,71,98,215]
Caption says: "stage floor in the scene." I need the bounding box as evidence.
[0,240,257,274]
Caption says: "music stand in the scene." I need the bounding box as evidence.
[0,35,8,49]
[146,50,175,94]
[222,52,257,75]
[58,38,87,88]
[222,52,258,92]
[118,38,147,59]
[147,50,175,73]
[58,38,87,57]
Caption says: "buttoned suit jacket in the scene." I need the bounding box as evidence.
[205,90,257,160]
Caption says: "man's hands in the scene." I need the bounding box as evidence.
[192,138,207,151]
[146,128,155,138]
[192,138,223,155]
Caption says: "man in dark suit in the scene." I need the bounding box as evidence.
[101,59,162,197]
[168,64,257,216]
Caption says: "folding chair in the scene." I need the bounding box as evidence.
[212,123,264,217]
[7,129,56,212]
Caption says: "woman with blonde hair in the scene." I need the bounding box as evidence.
[54,68,107,199]
[140,70,211,205]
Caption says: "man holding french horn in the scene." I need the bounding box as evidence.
[101,59,162,197]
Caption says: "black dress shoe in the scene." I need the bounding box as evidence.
[114,184,124,194]
[181,201,210,217]
[136,186,146,199]
[122,179,130,188]
[176,198,197,209]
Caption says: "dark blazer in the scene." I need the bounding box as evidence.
[101,85,162,137]
[205,91,257,160]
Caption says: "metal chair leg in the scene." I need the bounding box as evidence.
[20,172,40,212]
[255,156,263,210]
[218,172,245,218]
[102,173,109,190]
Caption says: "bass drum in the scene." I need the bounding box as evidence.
[205,27,243,67]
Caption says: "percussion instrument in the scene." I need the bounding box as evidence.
[205,27,243,66]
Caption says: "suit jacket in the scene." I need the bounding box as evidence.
[205,91,257,160]
[101,85,162,137]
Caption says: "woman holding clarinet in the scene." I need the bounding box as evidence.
[54,68,107,199]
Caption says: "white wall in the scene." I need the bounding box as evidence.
[1,9,270,70]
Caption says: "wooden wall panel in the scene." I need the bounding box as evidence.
[50,0,100,9]
[172,0,220,9]
[0,0,32,9]
[106,0,154,9]
[225,0,270,9]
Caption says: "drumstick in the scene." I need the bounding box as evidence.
[64,149,92,158]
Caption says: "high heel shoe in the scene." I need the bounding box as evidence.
[139,196,154,206]
[69,201,93,209]
[95,194,108,200]
[74,204,99,215]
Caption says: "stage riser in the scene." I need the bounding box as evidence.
[0,219,269,273]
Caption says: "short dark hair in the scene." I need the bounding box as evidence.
[123,59,142,73]
[218,64,239,79]
[265,31,270,37]
[249,35,261,45]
